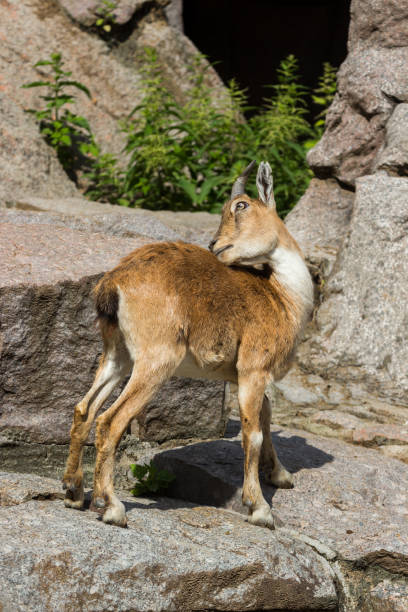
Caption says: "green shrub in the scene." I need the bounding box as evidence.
[304,61,338,154]
[129,461,176,497]
[22,52,96,180]
[24,51,337,217]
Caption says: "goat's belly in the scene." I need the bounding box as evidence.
[174,351,237,383]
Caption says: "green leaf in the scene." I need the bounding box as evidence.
[59,134,72,146]
[198,175,224,203]
[312,96,327,106]
[59,81,91,98]
[175,176,197,202]
[21,81,50,89]
[68,115,91,130]
[130,461,175,497]
[33,60,54,67]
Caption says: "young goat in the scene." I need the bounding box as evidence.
[63,161,313,529]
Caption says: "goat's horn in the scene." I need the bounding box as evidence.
[230,160,256,199]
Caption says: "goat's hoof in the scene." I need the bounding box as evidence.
[64,496,84,510]
[63,481,84,510]
[247,505,275,530]
[103,501,127,528]
[264,468,294,489]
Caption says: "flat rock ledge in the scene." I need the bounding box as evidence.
[0,472,337,612]
[152,421,408,576]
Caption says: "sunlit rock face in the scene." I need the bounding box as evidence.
[283,0,408,415]
[0,0,223,202]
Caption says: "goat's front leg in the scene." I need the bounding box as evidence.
[260,395,293,488]
[238,371,274,529]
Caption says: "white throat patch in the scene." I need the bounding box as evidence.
[270,247,314,313]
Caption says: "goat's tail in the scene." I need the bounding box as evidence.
[94,274,119,326]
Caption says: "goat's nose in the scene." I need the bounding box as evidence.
[208,239,216,252]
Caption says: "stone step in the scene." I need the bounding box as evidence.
[0,472,337,612]
[149,420,408,575]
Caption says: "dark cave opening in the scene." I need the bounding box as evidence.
[184,0,351,113]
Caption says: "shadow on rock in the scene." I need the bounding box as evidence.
[149,422,334,514]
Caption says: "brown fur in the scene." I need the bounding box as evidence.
[94,241,300,380]
[63,175,312,529]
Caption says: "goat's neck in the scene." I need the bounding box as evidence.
[268,245,314,321]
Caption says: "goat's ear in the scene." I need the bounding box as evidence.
[256,161,276,208]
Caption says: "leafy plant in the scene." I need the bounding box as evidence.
[95,0,117,32]
[312,62,337,135]
[84,152,130,205]
[305,62,338,151]
[24,50,337,217]
[248,54,314,215]
[22,52,95,178]
[129,461,176,497]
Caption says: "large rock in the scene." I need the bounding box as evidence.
[307,0,408,186]
[375,103,408,174]
[133,377,227,443]
[0,94,78,202]
[5,194,221,247]
[0,0,223,201]
[284,0,408,430]
[58,0,183,30]
[303,175,408,406]
[348,0,408,49]
[0,208,226,449]
[308,46,408,186]
[0,219,147,445]
[285,178,354,279]
[0,472,338,611]
[153,420,408,575]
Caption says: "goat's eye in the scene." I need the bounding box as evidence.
[235,201,248,212]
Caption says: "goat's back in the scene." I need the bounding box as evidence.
[94,242,299,378]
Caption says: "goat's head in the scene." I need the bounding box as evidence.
[209,161,291,267]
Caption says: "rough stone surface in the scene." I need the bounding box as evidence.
[349,0,408,49]
[306,0,408,184]
[303,175,408,406]
[375,103,408,175]
[280,0,408,429]
[285,178,354,278]
[0,211,226,446]
[164,0,183,31]
[133,378,227,443]
[152,420,408,574]
[0,472,64,506]
[362,579,408,612]
[0,0,223,201]
[0,221,146,444]
[308,46,408,186]
[0,474,338,611]
[58,0,160,26]
[5,195,221,247]
[0,93,78,202]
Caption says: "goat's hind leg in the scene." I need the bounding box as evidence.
[63,327,131,509]
[260,395,293,489]
[92,344,185,527]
